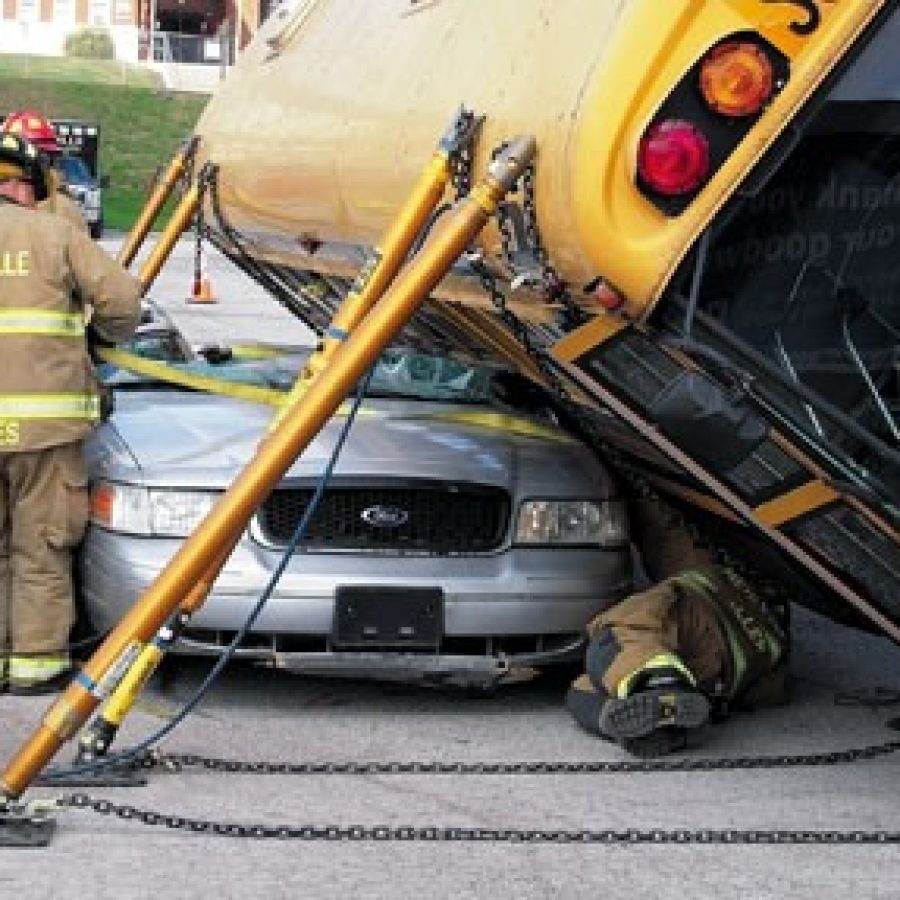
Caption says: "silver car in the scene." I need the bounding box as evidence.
[81,316,632,687]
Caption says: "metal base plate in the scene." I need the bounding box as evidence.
[0,805,56,847]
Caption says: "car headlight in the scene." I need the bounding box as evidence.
[89,480,220,537]
[514,499,628,547]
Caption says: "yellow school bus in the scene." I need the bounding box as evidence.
[6,0,900,805]
[188,0,900,641]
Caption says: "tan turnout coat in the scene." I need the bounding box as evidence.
[0,198,141,450]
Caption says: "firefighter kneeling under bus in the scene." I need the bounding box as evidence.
[567,498,789,757]
[0,133,141,694]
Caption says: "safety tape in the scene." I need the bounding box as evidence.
[0,308,84,337]
[99,349,569,440]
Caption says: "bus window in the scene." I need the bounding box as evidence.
[691,120,899,470]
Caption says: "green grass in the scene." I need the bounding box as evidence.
[0,55,209,231]
[0,54,160,87]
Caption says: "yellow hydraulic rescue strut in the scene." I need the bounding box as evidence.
[134,162,216,293]
[295,107,483,388]
[75,109,485,762]
[117,136,200,270]
[0,134,536,807]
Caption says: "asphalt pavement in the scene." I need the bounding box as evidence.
[2,237,900,899]
[116,234,317,349]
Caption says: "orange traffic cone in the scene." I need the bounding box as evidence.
[186,273,217,304]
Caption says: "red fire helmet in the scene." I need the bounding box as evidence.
[2,109,61,155]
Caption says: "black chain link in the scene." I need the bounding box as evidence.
[450,141,473,200]
[145,740,900,775]
[49,734,900,843]
[56,789,900,844]
[191,187,205,295]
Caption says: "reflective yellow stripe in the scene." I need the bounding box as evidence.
[617,652,696,699]
[9,655,70,683]
[0,393,100,420]
[0,309,85,337]
[672,570,718,595]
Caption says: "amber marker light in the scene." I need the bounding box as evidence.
[88,481,116,526]
[700,41,775,117]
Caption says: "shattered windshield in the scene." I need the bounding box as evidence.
[102,335,498,405]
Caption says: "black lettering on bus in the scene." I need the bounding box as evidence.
[762,0,822,36]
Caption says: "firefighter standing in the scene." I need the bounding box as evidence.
[0,133,141,694]
[567,496,789,756]
[2,109,89,234]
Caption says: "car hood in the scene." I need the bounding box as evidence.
[88,390,611,496]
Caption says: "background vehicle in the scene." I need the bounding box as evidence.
[185,0,900,646]
[54,151,106,238]
[80,311,631,687]
[0,112,106,237]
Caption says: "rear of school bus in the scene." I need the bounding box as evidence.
[194,0,900,640]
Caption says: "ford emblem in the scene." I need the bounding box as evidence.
[360,504,409,528]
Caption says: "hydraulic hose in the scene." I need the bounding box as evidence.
[37,368,373,781]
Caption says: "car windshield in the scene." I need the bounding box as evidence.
[55,154,92,184]
[102,332,499,405]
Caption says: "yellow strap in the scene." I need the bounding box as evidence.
[101,350,561,442]
[229,344,288,360]
[103,348,377,421]
[98,348,288,408]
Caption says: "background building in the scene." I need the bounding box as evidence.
[0,0,275,88]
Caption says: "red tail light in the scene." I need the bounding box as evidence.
[637,120,710,196]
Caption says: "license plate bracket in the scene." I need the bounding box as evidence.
[333,586,444,650]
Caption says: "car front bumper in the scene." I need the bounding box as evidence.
[81,530,632,684]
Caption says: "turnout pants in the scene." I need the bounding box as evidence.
[0,441,89,674]
[567,567,787,736]
[585,575,729,698]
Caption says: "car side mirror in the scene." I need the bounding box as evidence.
[99,174,111,189]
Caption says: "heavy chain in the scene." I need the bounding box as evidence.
[498,161,586,328]
[450,141,474,200]
[52,792,900,844]
[142,739,900,775]
[47,734,900,842]
[191,189,205,295]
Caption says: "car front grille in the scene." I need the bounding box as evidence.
[255,481,510,553]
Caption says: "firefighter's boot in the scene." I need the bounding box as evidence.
[599,663,710,757]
